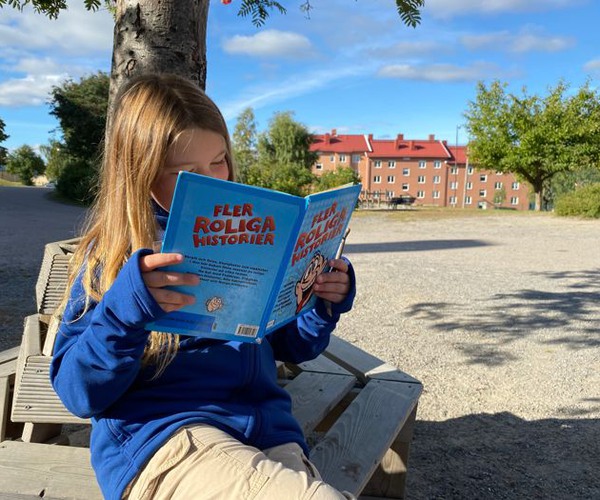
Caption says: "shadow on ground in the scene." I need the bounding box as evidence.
[346,239,491,254]
[404,268,600,366]
[407,412,600,500]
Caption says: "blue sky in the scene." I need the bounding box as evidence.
[1,0,599,153]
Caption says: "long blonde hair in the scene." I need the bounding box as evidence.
[59,74,235,375]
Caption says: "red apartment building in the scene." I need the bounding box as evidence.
[310,131,531,210]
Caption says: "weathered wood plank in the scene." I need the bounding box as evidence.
[11,356,87,425]
[325,336,421,384]
[286,371,356,435]
[310,380,422,496]
[295,353,353,376]
[0,441,101,499]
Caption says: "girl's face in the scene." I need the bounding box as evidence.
[151,128,229,211]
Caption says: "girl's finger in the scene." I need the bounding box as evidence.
[149,287,196,311]
[140,253,184,272]
[144,270,200,288]
[316,272,349,285]
[328,259,348,273]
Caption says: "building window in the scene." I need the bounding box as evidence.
[465,196,472,205]
[330,155,334,162]
[467,166,474,174]
[402,168,410,176]
[374,175,381,183]
[417,190,425,199]
[374,160,382,168]
[316,163,323,170]
[511,197,519,205]
[466,182,473,190]
[339,154,347,163]
[434,160,442,169]
[418,160,427,169]
[512,182,520,189]
[479,189,486,197]
[480,174,487,182]
[450,166,458,174]
[387,175,395,183]
[433,190,440,199]
[450,181,458,190]
[494,181,503,189]
[388,160,396,168]
[402,183,409,191]
[352,154,361,163]
[433,175,441,184]
[417,175,426,184]
[449,196,457,205]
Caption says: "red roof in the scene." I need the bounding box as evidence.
[369,134,451,159]
[311,131,370,153]
[448,145,468,165]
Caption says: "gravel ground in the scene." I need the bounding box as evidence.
[1,188,598,499]
[337,211,600,499]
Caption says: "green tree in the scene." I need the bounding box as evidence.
[39,140,70,181]
[48,72,110,203]
[465,80,600,211]
[316,166,361,191]
[232,107,258,184]
[253,111,317,196]
[6,145,45,185]
[0,117,8,166]
[493,186,506,208]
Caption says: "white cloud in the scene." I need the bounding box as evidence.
[377,62,503,82]
[0,73,68,106]
[368,40,447,59]
[222,30,314,59]
[583,59,600,72]
[0,3,113,56]
[461,30,574,53]
[425,0,573,18]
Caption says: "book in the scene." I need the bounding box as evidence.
[146,172,361,343]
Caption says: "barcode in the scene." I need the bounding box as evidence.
[235,324,259,338]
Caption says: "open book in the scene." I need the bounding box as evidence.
[147,172,361,343]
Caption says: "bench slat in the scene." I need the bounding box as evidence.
[0,441,101,499]
[310,379,422,496]
[285,371,356,435]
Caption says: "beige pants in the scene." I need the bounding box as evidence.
[123,424,354,499]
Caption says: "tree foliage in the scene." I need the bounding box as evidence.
[465,80,600,211]
[6,145,45,185]
[0,117,8,165]
[0,0,424,27]
[316,166,361,191]
[554,183,600,218]
[232,107,258,184]
[48,72,110,203]
[246,111,316,196]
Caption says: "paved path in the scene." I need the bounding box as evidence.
[0,186,86,349]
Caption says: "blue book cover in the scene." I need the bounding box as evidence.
[147,172,361,343]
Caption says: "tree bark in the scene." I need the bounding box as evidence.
[107,0,210,123]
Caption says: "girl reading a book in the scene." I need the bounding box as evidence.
[50,74,356,500]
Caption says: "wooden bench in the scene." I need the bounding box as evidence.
[0,239,423,499]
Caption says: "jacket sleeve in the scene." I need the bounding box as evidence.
[50,249,166,418]
[267,258,356,363]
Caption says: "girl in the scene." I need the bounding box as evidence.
[50,74,356,500]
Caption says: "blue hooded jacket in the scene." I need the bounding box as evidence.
[50,243,355,499]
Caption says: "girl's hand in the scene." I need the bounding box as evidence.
[140,253,199,312]
[312,259,350,304]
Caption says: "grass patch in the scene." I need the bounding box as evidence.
[0,178,23,187]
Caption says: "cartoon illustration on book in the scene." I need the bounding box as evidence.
[206,296,224,313]
[294,252,328,314]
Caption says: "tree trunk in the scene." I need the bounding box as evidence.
[107,0,210,123]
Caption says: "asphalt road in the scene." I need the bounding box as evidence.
[0,186,86,349]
